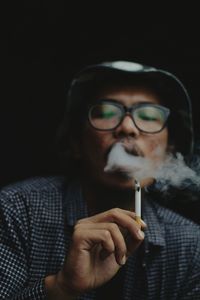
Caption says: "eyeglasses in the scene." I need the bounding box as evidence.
[88,100,170,133]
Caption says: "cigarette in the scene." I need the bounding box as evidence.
[135,180,141,224]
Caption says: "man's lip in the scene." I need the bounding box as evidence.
[120,143,139,156]
[104,141,144,162]
[120,142,144,157]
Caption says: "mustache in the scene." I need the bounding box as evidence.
[105,139,144,160]
[120,140,144,157]
[104,141,150,180]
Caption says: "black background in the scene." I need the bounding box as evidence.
[1,3,200,223]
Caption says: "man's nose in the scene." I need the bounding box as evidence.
[114,114,140,137]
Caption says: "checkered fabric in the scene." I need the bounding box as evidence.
[0,176,200,299]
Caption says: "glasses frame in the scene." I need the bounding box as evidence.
[88,99,170,133]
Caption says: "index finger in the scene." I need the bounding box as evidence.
[77,208,147,230]
[79,208,136,223]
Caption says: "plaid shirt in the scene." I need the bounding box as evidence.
[0,176,200,299]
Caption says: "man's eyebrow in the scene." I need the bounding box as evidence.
[95,98,157,106]
[95,98,121,103]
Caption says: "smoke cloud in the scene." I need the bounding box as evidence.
[104,142,200,194]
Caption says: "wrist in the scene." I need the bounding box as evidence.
[45,272,79,300]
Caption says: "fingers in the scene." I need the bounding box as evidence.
[135,216,147,227]
[77,208,146,241]
[74,208,147,264]
[79,208,146,229]
[80,208,136,224]
[73,227,115,254]
[74,222,127,265]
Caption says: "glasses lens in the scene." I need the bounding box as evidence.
[133,106,167,132]
[89,103,122,130]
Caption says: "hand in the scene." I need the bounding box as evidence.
[49,208,146,298]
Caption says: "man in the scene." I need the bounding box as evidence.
[0,61,200,299]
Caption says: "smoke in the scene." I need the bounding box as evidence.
[154,152,200,192]
[104,142,200,194]
[104,143,155,181]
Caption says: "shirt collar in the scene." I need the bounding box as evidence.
[65,181,166,247]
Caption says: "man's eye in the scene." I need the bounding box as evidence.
[138,112,158,121]
[101,110,117,119]
[93,109,116,118]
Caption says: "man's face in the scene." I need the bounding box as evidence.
[79,85,169,190]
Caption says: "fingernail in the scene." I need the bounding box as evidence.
[140,219,147,227]
[120,255,126,265]
[137,230,145,239]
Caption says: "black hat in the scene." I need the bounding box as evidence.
[65,61,194,156]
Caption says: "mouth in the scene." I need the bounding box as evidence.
[104,141,155,183]
[119,141,144,157]
[104,140,144,165]
[104,141,144,172]
[121,143,139,156]
[104,138,145,173]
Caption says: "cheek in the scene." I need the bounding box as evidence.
[144,131,168,159]
[81,127,113,162]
